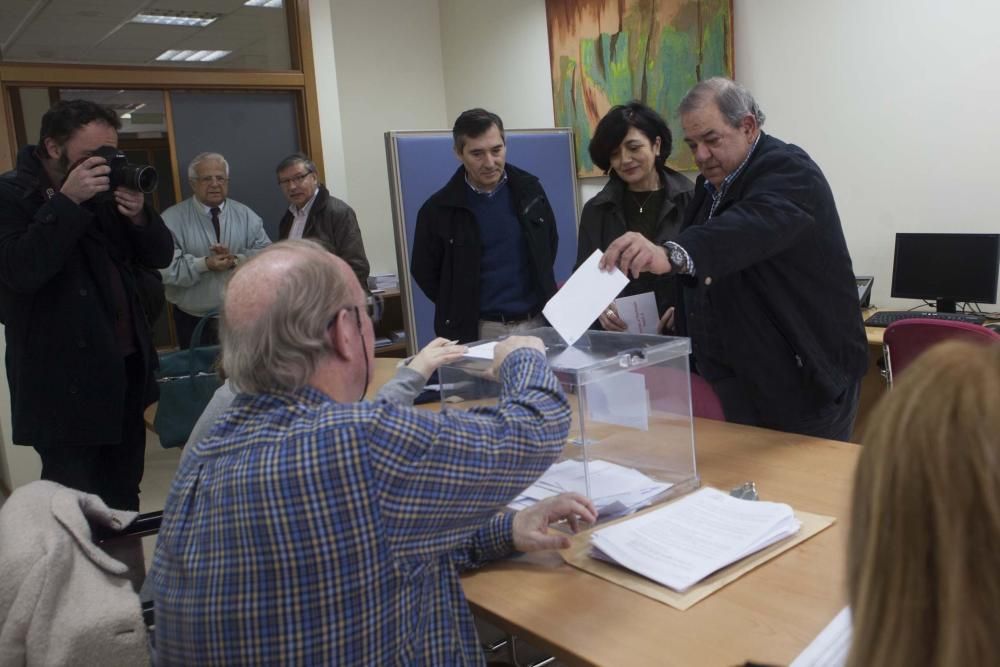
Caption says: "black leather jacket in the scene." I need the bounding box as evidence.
[278,185,370,289]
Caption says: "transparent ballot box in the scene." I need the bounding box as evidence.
[438,328,699,520]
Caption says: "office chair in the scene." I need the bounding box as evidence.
[882,319,1000,387]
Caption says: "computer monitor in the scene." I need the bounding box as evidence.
[891,233,1000,312]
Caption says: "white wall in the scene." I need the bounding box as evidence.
[322,0,450,276]
[308,0,349,200]
[439,0,554,128]
[736,0,1000,308]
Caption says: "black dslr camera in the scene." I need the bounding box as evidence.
[92,145,158,194]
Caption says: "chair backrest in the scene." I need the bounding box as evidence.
[883,319,1000,385]
[690,373,726,421]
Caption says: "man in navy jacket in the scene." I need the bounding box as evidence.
[603,78,867,441]
[412,109,558,343]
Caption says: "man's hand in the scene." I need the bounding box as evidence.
[512,493,598,552]
[210,243,231,256]
[206,254,236,272]
[407,337,468,379]
[114,187,147,225]
[599,232,673,279]
[491,335,546,376]
[598,302,627,332]
[60,156,110,205]
[657,306,676,334]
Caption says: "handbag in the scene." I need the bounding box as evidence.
[154,312,222,448]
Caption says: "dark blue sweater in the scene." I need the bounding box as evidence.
[466,182,538,316]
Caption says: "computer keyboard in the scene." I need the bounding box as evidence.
[864,310,987,327]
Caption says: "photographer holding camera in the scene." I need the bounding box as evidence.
[0,99,173,511]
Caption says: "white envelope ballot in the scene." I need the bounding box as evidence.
[542,250,629,346]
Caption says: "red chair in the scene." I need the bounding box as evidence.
[690,373,726,421]
[883,319,1000,387]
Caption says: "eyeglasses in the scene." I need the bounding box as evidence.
[327,294,382,401]
[195,175,228,184]
[327,294,383,330]
[278,171,314,188]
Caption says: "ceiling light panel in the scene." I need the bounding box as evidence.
[156,49,232,62]
[244,0,283,7]
[132,12,218,27]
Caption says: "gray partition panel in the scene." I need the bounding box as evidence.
[169,91,300,239]
[386,129,579,353]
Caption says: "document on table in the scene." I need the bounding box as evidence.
[542,249,629,346]
[615,291,659,334]
[790,606,852,667]
[508,459,672,519]
[464,341,498,359]
[588,487,801,592]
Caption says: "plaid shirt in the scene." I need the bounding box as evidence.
[150,349,569,666]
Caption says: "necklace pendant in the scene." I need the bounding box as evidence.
[639,206,643,214]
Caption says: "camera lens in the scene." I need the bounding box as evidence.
[127,165,158,193]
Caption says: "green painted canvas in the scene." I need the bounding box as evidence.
[546,0,733,176]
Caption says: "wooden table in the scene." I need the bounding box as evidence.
[461,418,860,667]
[368,358,857,664]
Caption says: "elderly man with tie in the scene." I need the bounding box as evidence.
[160,152,271,348]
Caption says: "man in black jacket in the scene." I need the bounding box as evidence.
[0,100,174,509]
[276,152,370,289]
[411,109,558,343]
[602,78,867,441]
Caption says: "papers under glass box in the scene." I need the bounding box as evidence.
[438,328,699,521]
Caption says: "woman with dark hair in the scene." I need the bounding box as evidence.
[577,101,693,332]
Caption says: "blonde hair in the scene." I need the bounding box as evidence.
[848,340,1000,667]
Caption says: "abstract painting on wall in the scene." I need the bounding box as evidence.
[546,0,733,176]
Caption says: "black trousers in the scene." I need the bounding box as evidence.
[172,306,219,350]
[35,353,147,511]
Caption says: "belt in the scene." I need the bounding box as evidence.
[480,308,542,324]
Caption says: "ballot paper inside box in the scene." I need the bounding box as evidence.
[438,327,699,521]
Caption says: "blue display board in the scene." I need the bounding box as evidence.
[385,129,579,352]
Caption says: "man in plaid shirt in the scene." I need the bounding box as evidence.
[150,239,595,665]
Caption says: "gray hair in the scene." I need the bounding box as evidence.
[221,240,352,394]
[187,152,230,180]
[678,77,766,129]
[275,152,317,175]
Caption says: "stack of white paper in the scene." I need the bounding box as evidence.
[509,459,672,519]
[589,487,801,592]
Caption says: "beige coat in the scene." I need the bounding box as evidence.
[0,481,148,666]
